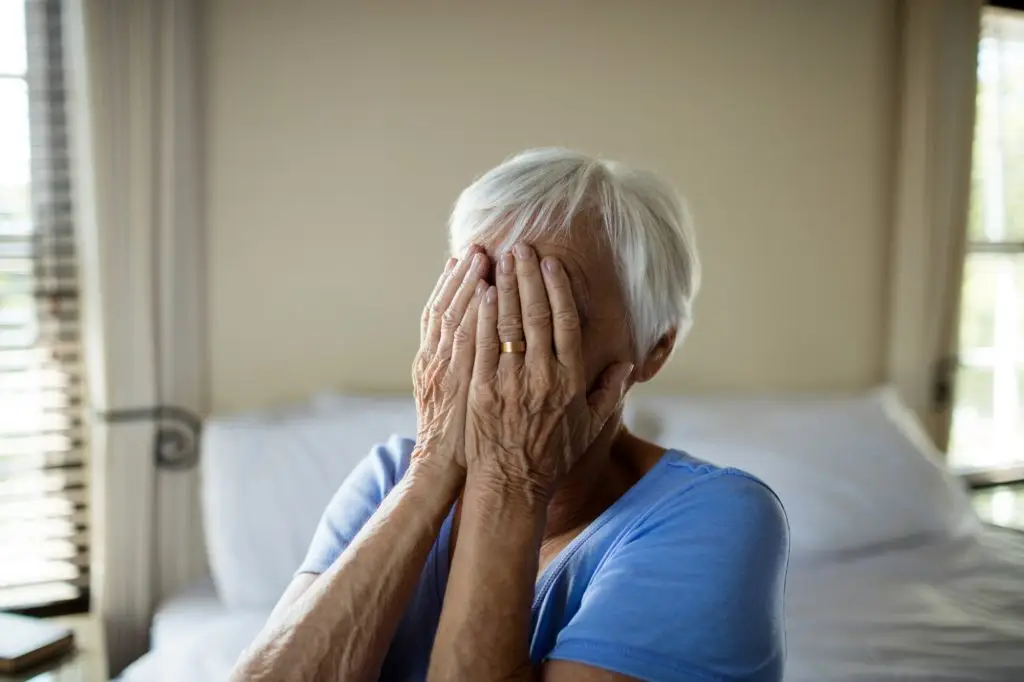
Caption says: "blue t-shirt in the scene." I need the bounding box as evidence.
[299,435,789,682]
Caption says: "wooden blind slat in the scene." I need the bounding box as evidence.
[0,523,87,547]
[0,582,88,612]
[0,508,88,529]
[0,562,89,591]
[0,489,88,521]
[0,450,86,476]
[0,466,85,498]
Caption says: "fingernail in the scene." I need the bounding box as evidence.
[542,258,558,274]
[500,253,513,274]
[475,280,487,295]
[514,243,532,260]
[472,252,485,269]
[445,257,457,271]
[485,286,497,304]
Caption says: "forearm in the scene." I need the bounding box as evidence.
[230,454,463,682]
[428,473,547,682]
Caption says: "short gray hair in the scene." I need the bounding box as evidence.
[448,148,701,357]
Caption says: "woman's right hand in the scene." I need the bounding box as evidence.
[412,246,490,469]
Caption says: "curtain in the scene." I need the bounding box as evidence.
[65,0,207,673]
[886,0,983,451]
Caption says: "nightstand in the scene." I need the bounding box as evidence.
[0,613,108,682]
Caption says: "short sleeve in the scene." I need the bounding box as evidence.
[547,471,789,682]
[296,435,415,575]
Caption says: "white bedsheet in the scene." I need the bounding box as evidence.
[786,526,1024,682]
[119,579,268,682]
[148,577,228,650]
[121,527,1024,682]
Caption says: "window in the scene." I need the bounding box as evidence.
[950,7,1024,472]
[0,0,89,615]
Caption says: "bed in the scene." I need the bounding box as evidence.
[119,390,1024,682]
[787,527,1024,681]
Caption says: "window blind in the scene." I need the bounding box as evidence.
[0,0,89,616]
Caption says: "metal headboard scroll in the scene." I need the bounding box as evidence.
[97,406,203,470]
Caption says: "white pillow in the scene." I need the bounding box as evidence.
[629,388,979,557]
[201,395,418,609]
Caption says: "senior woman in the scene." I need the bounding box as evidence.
[230,149,788,682]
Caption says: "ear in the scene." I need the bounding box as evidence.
[633,329,677,384]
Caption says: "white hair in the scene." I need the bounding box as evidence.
[449,148,701,358]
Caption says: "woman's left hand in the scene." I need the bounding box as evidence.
[465,244,633,498]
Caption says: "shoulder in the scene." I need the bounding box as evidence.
[324,434,417,513]
[353,434,417,490]
[547,453,789,680]
[297,435,416,575]
[599,451,790,631]
[632,450,789,550]
[319,436,415,516]
[608,451,790,634]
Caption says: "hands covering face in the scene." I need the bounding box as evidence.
[412,244,632,495]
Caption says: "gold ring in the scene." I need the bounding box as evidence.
[500,340,527,354]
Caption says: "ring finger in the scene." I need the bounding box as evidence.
[496,250,524,371]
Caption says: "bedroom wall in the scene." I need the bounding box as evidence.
[204,0,899,414]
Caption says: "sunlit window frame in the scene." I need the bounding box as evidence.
[950,5,1024,475]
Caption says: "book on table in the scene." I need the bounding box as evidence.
[0,612,75,673]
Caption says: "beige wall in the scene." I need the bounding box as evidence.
[205,0,898,414]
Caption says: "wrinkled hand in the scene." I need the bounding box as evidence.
[465,244,633,497]
[413,247,490,468]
